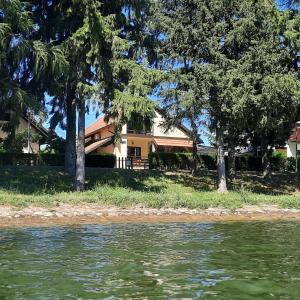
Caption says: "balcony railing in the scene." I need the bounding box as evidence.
[126,129,152,135]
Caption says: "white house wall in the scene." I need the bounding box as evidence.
[152,111,189,138]
[114,138,128,158]
[113,110,191,160]
[287,141,296,158]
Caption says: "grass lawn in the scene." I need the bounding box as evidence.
[0,166,300,209]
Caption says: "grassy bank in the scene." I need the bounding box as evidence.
[0,166,300,209]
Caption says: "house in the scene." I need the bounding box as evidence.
[0,110,48,153]
[85,110,193,162]
[286,122,300,158]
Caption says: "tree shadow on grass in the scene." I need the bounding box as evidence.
[161,170,217,192]
[86,168,167,193]
[229,172,299,195]
[0,166,73,195]
[0,166,298,197]
[0,166,168,195]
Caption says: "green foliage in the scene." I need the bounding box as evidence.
[231,154,298,172]
[41,135,66,154]
[0,153,116,168]
[286,157,296,171]
[85,154,116,168]
[270,153,288,172]
[1,131,40,153]
[0,0,68,144]
[149,0,299,183]
[148,152,292,172]
[37,0,157,135]
[149,152,217,170]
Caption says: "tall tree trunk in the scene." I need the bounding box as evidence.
[228,139,236,179]
[65,98,76,175]
[191,139,198,176]
[216,123,228,193]
[261,138,272,178]
[191,119,198,176]
[74,99,85,191]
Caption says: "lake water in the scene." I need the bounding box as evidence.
[0,221,300,299]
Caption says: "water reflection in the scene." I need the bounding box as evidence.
[0,222,300,299]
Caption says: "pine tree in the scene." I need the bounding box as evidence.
[0,0,67,148]
[239,1,299,177]
[29,0,158,190]
[150,0,243,192]
[150,0,299,189]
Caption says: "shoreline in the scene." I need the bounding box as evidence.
[0,204,300,228]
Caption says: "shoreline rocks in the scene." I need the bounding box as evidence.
[0,204,300,220]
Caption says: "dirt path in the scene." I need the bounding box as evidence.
[0,204,300,228]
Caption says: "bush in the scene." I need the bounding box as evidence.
[39,154,64,166]
[231,153,298,172]
[149,152,216,170]
[0,153,38,166]
[270,152,287,172]
[149,152,185,170]
[286,157,296,172]
[0,153,116,168]
[86,153,116,168]
[149,152,300,173]
[198,155,217,170]
[285,157,300,172]
[234,155,262,171]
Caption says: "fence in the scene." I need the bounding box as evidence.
[116,157,149,169]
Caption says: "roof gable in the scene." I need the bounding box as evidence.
[85,116,111,137]
[21,115,49,138]
[153,110,192,139]
[85,108,192,139]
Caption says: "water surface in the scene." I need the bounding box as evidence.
[0,221,300,299]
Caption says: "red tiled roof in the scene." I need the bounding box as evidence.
[85,137,113,154]
[289,128,300,142]
[154,138,193,148]
[85,116,110,137]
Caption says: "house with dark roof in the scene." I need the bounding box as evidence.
[0,110,48,153]
[286,122,300,158]
[85,110,193,161]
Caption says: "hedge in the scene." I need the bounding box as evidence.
[149,152,216,170]
[85,153,116,168]
[0,153,116,168]
[149,152,300,172]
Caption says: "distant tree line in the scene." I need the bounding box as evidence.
[0,0,299,192]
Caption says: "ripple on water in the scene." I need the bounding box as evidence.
[0,221,300,299]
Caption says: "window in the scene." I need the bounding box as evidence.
[128,146,141,158]
[94,133,101,141]
[127,122,152,135]
[0,112,10,122]
[127,122,135,134]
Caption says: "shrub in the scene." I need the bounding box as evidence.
[199,155,217,170]
[271,152,287,172]
[247,156,262,171]
[149,152,299,173]
[39,154,64,166]
[86,153,116,168]
[149,152,216,170]
[0,153,38,166]
[286,157,296,172]
[0,153,116,168]
[149,152,183,170]
[235,156,248,171]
